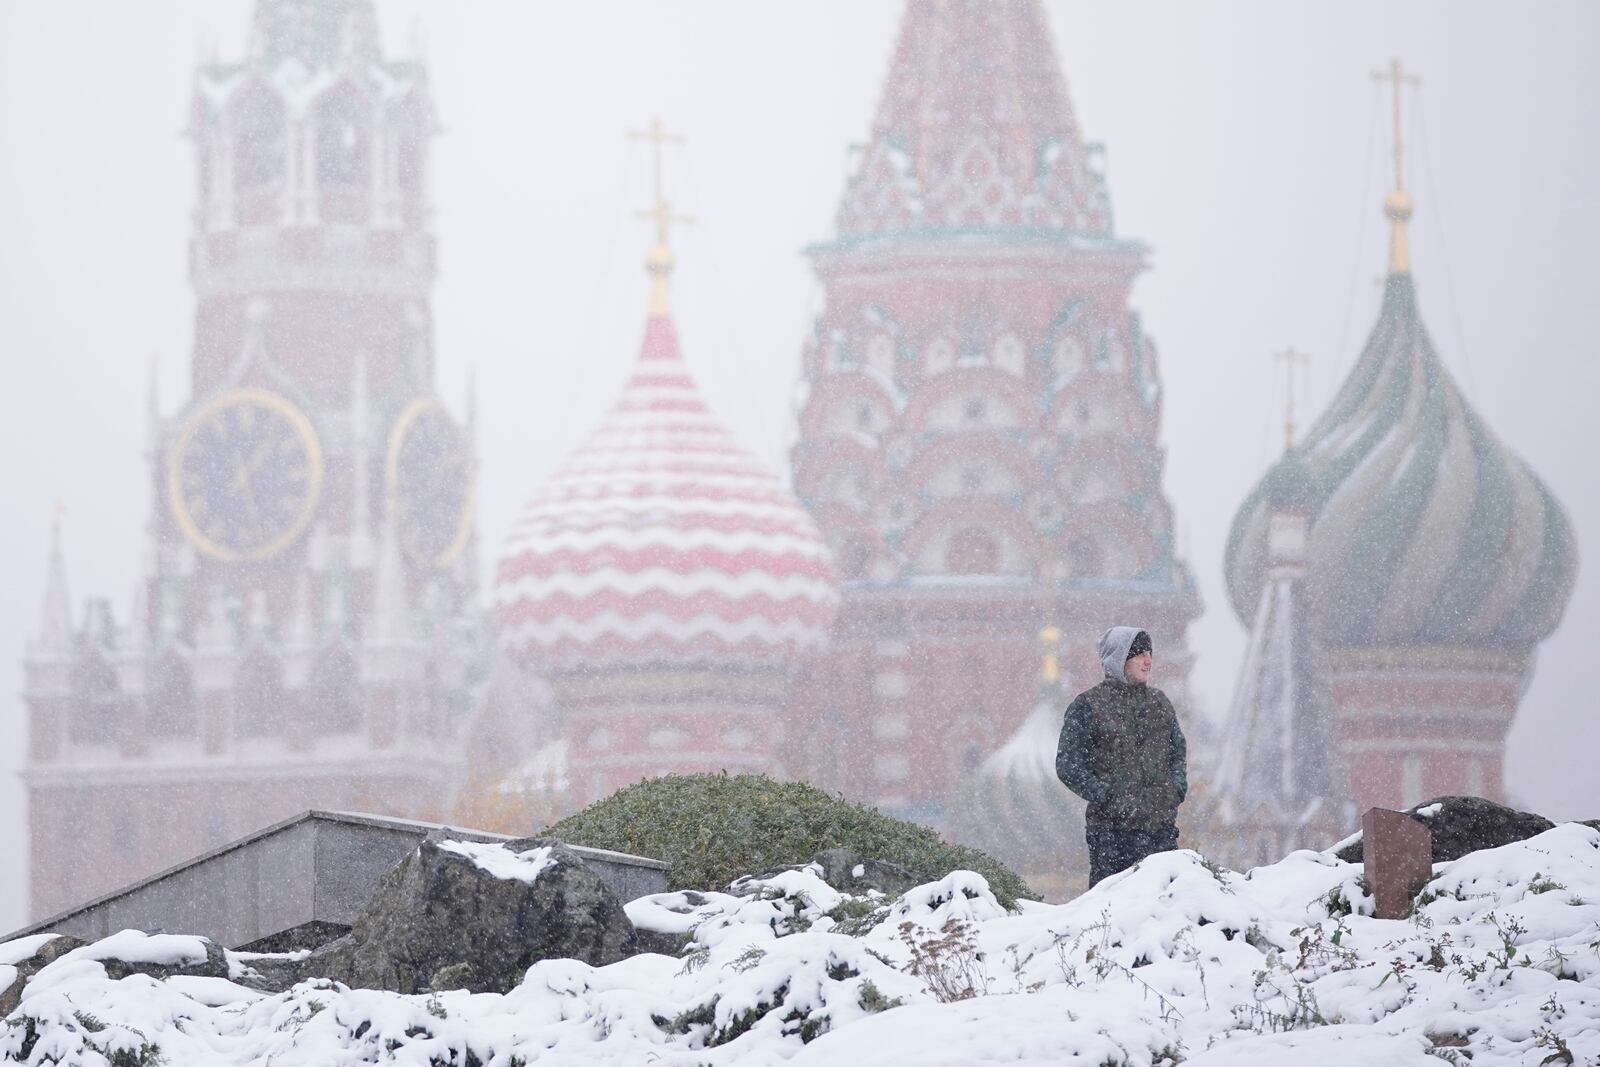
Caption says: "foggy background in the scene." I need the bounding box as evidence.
[1,1,1595,931]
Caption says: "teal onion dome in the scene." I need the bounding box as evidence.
[1225,272,1577,653]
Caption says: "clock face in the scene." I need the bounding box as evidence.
[386,396,474,568]
[168,388,323,563]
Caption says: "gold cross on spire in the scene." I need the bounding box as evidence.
[1372,58,1421,274]
[1273,347,1311,451]
[628,116,693,314]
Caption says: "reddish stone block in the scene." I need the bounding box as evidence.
[1363,807,1433,919]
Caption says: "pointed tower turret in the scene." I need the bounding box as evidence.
[248,0,378,71]
[22,512,77,769]
[1224,61,1577,811]
[35,509,73,655]
[1212,452,1352,869]
[837,0,1110,237]
[789,0,1199,823]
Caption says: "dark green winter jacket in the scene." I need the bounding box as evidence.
[1056,678,1188,825]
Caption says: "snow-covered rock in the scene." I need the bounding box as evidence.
[3,827,1600,1064]
[1334,795,1559,864]
[311,832,638,995]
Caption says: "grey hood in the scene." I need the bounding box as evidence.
[1097,626,1148,682]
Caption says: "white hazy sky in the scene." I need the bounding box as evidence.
[2,2,1596,930]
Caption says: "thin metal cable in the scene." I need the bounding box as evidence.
[1336,85,1385,374]
[558,138,635,450]
[1414,94,1480,398]
[679,151,778,472]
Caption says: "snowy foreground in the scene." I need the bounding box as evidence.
[5,825,1600,1066]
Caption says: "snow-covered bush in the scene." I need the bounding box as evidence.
[543,772,1036,906]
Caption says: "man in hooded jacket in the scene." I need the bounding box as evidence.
[1055,626,1187,886]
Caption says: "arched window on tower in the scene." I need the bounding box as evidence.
[233,87,286,226]
[1064,466,1122,505]
[945,527,1001,575]
[1067,534,1104,580]
[1053,334,1085,385]
[865,333,896,381]
[68,646,119,746]
[923,336,956,376]
[836,536,873,581]
[1096,330,1128,373]
[315,84,370,224]
[234,650,286,739]
[146,651,197,741]
[824,465,871,510]
[826,395,886,437]
[992,333,1026,376]
[308,646,363,735]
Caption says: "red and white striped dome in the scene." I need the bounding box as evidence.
[494,311,838,672]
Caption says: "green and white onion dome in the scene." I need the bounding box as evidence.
[1225,270,1576,653]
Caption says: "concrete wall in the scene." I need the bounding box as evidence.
[4,810,668,951]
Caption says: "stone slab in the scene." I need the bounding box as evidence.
[4,810,668,951]
[1362,806,1433,920]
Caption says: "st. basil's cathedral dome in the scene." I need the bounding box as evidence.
[491,179,839,806]
[493,296,838,675]
[1219,116,1577,813]
[1224,207,1576,656]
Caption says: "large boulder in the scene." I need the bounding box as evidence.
[0,935,85,1016]
[80,931,231,983]
[1334,795,1558,864]
[309,832,638,995]
[2,931,230,1015]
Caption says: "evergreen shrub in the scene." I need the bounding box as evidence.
[542,772,1036,908]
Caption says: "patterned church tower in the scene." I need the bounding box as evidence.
[1224,65,1578,813]
[787,0,1200,822]
[22,0,481,920]
[494,132,839,809]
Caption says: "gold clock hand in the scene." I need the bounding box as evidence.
[233,459,261,527]
[242,440,273,475]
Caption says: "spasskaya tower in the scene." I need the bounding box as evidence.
[22,0,482,920]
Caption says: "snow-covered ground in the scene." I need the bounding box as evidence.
[5,824,1600,1065]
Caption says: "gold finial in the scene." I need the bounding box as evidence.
[628,117,693,315]
[1273,347,1311,451]
[1038,625,1063,683]
[1372,58,1421,274]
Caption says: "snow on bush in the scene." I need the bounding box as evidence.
[4,826,1600,1065]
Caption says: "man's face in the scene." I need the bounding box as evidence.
[1124,651,1153,685]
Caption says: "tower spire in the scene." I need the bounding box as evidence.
[628,117,692,316]
[833,0,1112,239]
[36,505,73,653]
[1372,57,1421,275]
